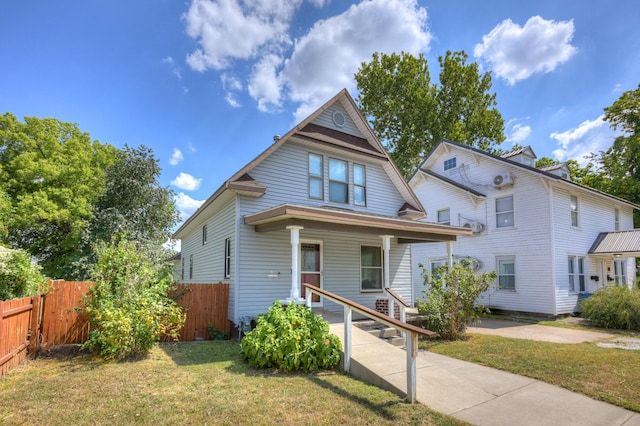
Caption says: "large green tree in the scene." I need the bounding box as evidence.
[0,113,116,278]
[355,51,505,177]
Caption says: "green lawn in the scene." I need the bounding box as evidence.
[0,341,466,426]
[420,333,640,412]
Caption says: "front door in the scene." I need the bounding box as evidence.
[301,241,322,306]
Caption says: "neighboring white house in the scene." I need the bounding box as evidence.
[409,140,640,316]
[172,90,470,331]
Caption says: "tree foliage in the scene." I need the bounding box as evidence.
[0,246,47,300]
[0,113,116,278]
[355,51,505,177]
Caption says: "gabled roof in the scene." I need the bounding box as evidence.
[589,230,640,256]
[414,139,640,211]
[417,170,486,198]
[173,89,425,238]
[501,145,537,159]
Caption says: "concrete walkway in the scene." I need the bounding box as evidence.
[321,312,640,426]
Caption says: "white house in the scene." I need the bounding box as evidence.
[172,90,469,332]
[409,140,640,316]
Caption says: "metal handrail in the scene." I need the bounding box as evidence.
[302,283,437,403]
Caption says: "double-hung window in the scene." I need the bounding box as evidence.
[224,238,231,279]
[361,245,382,291]
[329,158,348,203]
[497,256,515,290]
[354,164,366,206]
[615,208,620,230]
[181,258,185,281]
[613,259,627,286]
[570,195,579,227]
[437,208,450,225]
[189,254,194,280]
[496,196,514,228]
[202,224,208,245]
[568,256,585,292]
[308,153,324,200]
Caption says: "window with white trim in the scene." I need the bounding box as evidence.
[568,256,586,292]
[497,256,515,290]
[354,163,366,206]
[202,224,208,245]
[444,157,456,171]
[224,238,231,279]
[437,208,450,225]
[189,254,193,280]
[570,195,579,227]
[615,208,620,231]
[181,258,185,280]
[361,245,382,291]
[329,158,348,203]
[496,195,514,228]
[308,153,324,200]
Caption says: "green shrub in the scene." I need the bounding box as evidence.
[581,286,640,331]
[0,246,47,300]
[82,238,185,360]
[241,301,341,372]
[417,261,497,340]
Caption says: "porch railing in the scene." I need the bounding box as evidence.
[385,288,410,336]
[302,283,437,403]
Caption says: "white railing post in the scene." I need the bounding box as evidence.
[343,305,352,373]
[399,304,406,338]
[306,289,312,308]
[406,331,417,403]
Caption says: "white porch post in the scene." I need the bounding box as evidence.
[446,241,454,271]
[381,235,393,317]
[287,225,304,302]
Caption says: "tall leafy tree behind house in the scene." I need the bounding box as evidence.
[73,145,180,279]
[0,113,117,278]
[355,51,505,177]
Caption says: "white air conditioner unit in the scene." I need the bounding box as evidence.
[493,172,513,188]
[462,220,484,234]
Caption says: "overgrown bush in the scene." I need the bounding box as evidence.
[241,301,341,372]
[417,261,497,340]
[0,246,47,300]
[82,238,185,360]
[581,286,640,331]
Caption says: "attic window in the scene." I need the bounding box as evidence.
[444,157,456,171]
[332,111,346,127]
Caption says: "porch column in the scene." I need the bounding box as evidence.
[446,241,454,271]
[381,235,393,317]
[286,225,304,302]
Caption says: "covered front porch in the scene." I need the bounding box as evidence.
[588,229,640,290]
[243,204,472,312]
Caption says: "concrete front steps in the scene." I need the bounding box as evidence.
[353,310,431,347]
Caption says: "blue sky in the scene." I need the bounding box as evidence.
[2,0,639,224]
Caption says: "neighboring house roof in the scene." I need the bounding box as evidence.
[173,89,426,239]
[417,170,486,198]
[501,145,537,159]
[589,229,640,256]
[415,139,640,211]
[243,204,470,243]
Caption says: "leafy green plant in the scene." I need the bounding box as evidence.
[0,246,47,300]
[241,301,341,372]
[581,285,640,331]
[417,261,497,340]
[207,322,228,340]
[82,237,185,360]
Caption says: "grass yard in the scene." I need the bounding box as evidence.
[420,333,640,413]
[0,341,465,426]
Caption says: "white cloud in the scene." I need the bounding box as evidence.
[169,148,184,165]
[550,115,617,165]
[507,123,531,143]
[474,16,576,85]
[174,192,205,221]
[282,0,431,123]
[182,0,430,123]
[184,0,300,71]
[171,172,203,191]
[221,72,243,107]
[162,56,183,80]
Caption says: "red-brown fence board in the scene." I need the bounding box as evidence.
[39,280,91,349]
[170,283,230,341]
[0,296,34,376]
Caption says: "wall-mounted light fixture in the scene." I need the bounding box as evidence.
[613,253,622,258]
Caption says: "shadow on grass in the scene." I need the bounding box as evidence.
[158,340,241,366]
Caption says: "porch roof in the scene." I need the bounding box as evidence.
[243,204,472,243]
[588,229,640,257]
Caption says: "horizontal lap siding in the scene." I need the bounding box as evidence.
[412,153,556,315]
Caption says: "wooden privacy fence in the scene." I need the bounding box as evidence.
[39,280,92,349]
[0,295,40,376]
[170,283,230,341]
